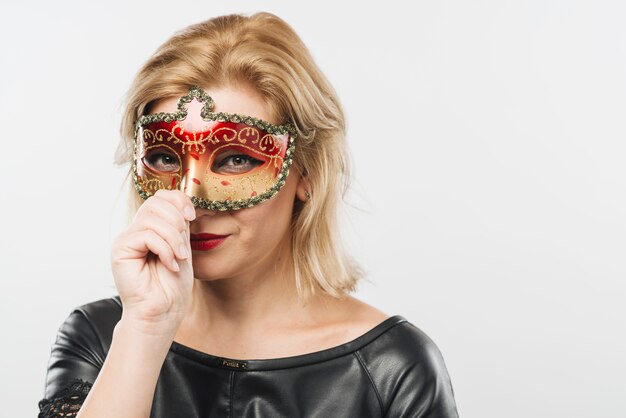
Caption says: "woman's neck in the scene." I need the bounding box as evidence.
[174,245,324,353]
[191,266,306,330]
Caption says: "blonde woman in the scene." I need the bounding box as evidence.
[39,12,458,418]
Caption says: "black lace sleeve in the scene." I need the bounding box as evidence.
[38,378,93,418]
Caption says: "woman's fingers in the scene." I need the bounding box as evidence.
[133,214,191,261]
[154,189,196,221]
[121,190,194,263]
[112,189,195,275]
[132,229,181,272]
[134,195,188,234]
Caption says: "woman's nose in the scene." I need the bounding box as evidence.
[195,207,218,217]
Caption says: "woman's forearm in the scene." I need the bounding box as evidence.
[76,318,174,418]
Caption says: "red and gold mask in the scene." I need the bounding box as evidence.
[133,86,297,210]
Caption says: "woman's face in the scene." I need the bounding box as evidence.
[150,84,306,281]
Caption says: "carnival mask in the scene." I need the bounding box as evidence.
[133,86,297,210]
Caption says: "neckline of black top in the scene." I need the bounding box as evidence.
[168,315,408,371]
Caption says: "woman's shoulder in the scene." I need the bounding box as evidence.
[331,297,449,368]
[323,296,458,415]
[42,295,123,401]
[346,301,458,416]
[74,294,122,319]
[361,315,449,369]
[56,295,123,355]
[337,297,434,346]
[73,295,122,329]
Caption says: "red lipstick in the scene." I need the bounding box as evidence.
[189,233,229,251]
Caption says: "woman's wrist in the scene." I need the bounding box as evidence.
[75,315,175,418]
[117,312,182,341]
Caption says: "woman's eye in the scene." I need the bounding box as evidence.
[213,154,263,174]
[143,152,180,173]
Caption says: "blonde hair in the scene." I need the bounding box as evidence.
[115,12,361,299]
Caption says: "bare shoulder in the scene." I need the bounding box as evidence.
[233,295,393,357]
[339,296,388,322]
[341,296,390,336]
[311,295,390,345]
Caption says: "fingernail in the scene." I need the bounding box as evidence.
[171,260,180,272]
[179,244,190,259]
[184,206,196,220]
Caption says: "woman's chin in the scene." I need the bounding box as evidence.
[191,270,230,282]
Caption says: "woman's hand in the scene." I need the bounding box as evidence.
[110,190,196,337]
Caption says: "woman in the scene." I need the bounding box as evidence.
[39,12,458,418]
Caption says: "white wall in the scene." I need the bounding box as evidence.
[2,1,625,417]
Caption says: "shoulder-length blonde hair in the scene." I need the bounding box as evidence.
[115,12,361,299]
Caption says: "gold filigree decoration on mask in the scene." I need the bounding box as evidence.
[141,124,282,156]
[137,176,162,193]
[252,134,280,153]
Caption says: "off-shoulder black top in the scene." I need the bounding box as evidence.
[39,296,458,417]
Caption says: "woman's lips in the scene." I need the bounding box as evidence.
[189,233,229,251]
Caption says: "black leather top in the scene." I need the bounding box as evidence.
[40,296,458,417]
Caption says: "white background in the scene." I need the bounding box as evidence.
[1,1,625,417]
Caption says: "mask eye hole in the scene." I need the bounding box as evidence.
[142,148,181,173]
[211,149,264,175]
